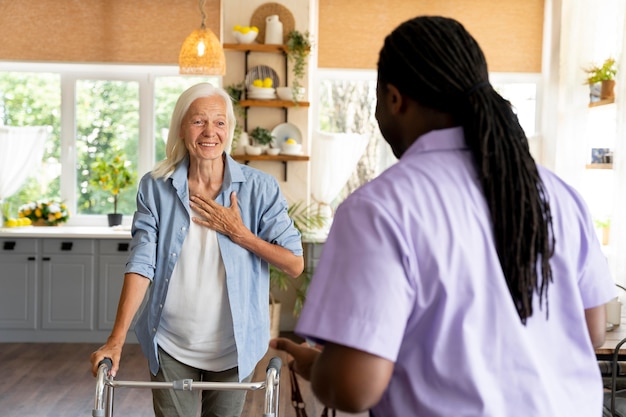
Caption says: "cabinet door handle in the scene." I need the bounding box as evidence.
[61,241,73,251]
[42,257,51,261]
[27,256,36,261]
[3,241,16,250]
[117,242,129,252]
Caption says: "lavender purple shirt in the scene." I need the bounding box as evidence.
[296,127,615,417]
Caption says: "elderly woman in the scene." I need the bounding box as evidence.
[91,82,304,417]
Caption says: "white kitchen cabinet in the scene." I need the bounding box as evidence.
[0,230,132,342]
[98,239,130,330]
[0,238,38,329]
[40,238,95,330]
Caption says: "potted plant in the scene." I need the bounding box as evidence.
[18,199,70,226]
[594,218,611,246]
[584,58,618,102]
[90,149,135,226]
[269,202,328,337]
[250,126,274,150]
[285,30,311,102]
[225,82,247,154]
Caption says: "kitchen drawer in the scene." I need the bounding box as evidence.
[42,238,94,255]
[0,238,37,254]
[99,239,131,255]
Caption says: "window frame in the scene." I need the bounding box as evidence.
[0,61,216,226]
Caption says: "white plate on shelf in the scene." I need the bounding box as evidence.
[271,122,302,145]
[245,65,280,90]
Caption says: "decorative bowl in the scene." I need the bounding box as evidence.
[276,86,305,101]
[245,145,263,155]
[266,147,281,155]
[233,30,258,44]
[281,143,302,155]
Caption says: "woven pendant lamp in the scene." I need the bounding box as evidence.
[179,0,225,76]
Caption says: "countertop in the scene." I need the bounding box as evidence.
[0,226,326,243]
[0,226,132,239]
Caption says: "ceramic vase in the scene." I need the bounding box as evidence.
[265,15,283,44]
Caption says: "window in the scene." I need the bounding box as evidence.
[314,69,542,208]
[0,62,217,225]
[0,71,61,216]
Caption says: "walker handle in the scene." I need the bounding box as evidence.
[266,356,282,376]
[98,357,113,372]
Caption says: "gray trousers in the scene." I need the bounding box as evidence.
[151,346,252,417]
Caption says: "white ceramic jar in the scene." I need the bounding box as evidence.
[265,15,283,44]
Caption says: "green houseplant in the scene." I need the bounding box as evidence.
[225,82,246,153]
[90,149,136,226]
[270,202,328,317]
[584,58,618,101]
[594,217,611,246]
[285,30,311,102]
[250,126,274,147]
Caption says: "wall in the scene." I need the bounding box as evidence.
[0,0,220,64]
[0,0,543,73]
[318,0,544,72]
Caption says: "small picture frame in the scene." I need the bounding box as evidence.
[591,148,612,164]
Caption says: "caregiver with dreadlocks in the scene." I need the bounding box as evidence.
[270,15,616,417]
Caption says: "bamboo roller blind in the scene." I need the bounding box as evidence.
[317,0,545,73]
[0,0,221,64]
[0,0,543,72]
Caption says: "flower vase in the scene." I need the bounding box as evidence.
[601,80,615,100]
[265,15,283,44]
[33,219,52,226]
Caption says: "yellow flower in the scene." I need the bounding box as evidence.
[35,208,42,217]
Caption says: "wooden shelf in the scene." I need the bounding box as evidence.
[223,43,310,54]
[589,97,615,107]
[232,154,309,163]
[239,99,310,108]
[232,154,309,181]
[585,163,613,169]
[223,43,288,54]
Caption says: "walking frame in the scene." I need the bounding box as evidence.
[93,356,282,417]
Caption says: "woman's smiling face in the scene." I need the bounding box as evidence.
[180,95,229,162]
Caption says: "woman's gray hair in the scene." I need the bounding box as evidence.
[151,82,236,179]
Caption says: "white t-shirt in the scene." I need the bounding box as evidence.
[157,209,237,371]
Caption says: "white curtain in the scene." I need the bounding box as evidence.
[549,0,626,285]
[609,4,626,285]
[311,131,369,230]
[0,125,49,201]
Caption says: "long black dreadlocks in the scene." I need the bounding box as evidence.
[377,16,555,324]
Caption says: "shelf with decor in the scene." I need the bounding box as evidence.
[232,154,309,181]
[225,40,310,181]
[239,99,310,108]
[588,97,615,107]
[585,163,613,170]
[223,43,289,54]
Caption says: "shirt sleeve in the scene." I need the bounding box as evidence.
[575,192,616,308]
[125,173,159,279]
[295,194,415,362]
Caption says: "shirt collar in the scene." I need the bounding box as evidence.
[404,126,467,158]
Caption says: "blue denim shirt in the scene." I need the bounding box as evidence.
[126,153,303,380]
